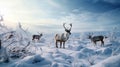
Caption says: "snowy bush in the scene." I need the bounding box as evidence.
[0,46,9,63]
[10,54,52,67]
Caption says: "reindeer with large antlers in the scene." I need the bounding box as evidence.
[55,23,72,48]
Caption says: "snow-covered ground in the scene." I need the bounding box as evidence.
[0,24,120,67]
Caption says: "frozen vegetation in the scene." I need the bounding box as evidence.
[0,23,120,67]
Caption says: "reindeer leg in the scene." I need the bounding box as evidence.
[38,38,40,42]
[101,40,104,47]
[4,57,9,63]
[63,42,65,49]
[56,41,58,48]
[94,41,96,46]
[32,39,35,42]
[60,42,62,48]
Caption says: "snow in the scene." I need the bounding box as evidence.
[0,23,120,67]
[10,54,52,67]
[92,54,120,67]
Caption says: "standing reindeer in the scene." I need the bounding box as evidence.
[55,23,72,48]
[88,33,105,46]
[32,33,43,41]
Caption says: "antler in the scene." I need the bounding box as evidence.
[38,32,43,36]
[38,32,40,34]
[63,23,67,30]
[69,23,72,31]
[88,32,93,38]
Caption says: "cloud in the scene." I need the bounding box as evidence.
[46,0,62,9]
[97,8,120,24]
[28,23,64,33]
[59,8,120,32]
[1,0,120,33]
[103,0,120,4]
[93,0,120,4]
[0,0,63,24]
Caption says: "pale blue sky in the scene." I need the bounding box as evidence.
[0,0,120,33]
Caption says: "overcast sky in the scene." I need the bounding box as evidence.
[0,0,120,33]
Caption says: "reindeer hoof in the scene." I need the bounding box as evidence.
[4,59,9,63]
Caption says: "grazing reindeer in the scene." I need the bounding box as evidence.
[32,33,43,41]
[88,33,105,46]
[55,23,72,48]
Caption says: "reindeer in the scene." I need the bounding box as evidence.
[32,33,43,41]
[88,33,105,46]
[55,23,72,48]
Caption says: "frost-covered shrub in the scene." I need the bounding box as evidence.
[8,42,32,59]
[8,46,30,59]
[0,46,9,63]
[10,54,52,67]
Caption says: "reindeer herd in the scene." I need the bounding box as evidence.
[0,23,108,50]
[31,23,107,48]
[0,16,108,49]
[0,23,109,63]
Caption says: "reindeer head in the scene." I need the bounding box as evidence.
[63,23,72,35]
[38,32,43,36]
[88,33,93,39]
[40,33,43,37]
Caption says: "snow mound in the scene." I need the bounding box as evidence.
[92,54,120,67]
[10,54,52,67]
